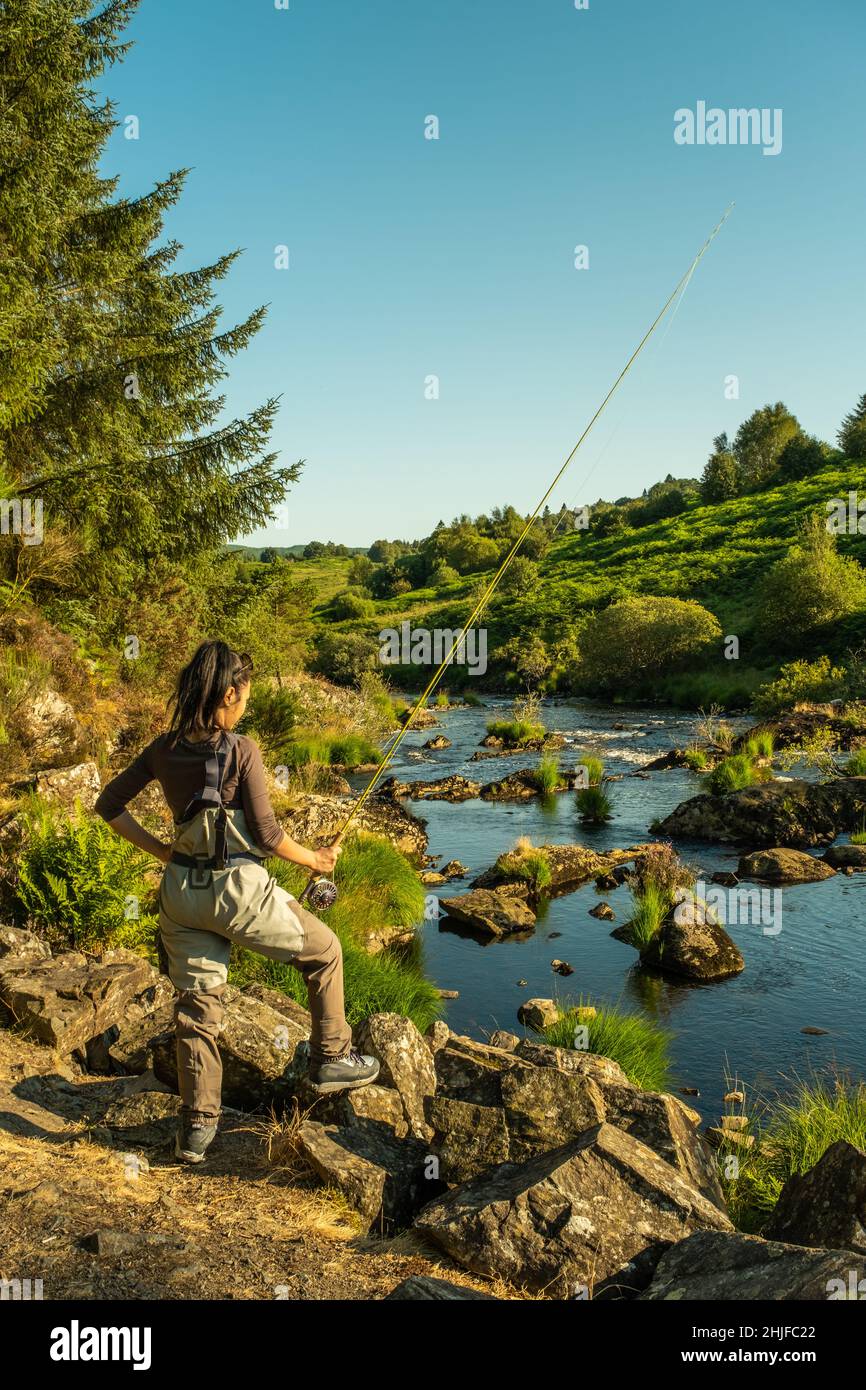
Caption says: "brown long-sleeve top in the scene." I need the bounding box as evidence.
[94,731,285,854]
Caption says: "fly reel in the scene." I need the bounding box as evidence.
[300,876,339,912]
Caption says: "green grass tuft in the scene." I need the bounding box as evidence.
[541,1000,673,1092]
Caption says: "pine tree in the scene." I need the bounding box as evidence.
[0,0,299,621]
[838,392,866,460]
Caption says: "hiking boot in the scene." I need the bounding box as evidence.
[175,1112,219,1164]
[310,1047,380,1094]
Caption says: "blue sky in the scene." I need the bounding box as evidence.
[100,0,866,546]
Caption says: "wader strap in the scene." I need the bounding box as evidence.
[176,732,239,882]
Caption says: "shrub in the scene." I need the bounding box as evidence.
[14,799,157,955]
[541,1001,672,1092]
[745,731,775,759]
[846,748,866,776]
[755,513,866,647]
[707,753,761,795]
[752,655,849,716]
[578,595,722,691]
[240,683,299,759]
[331,588,374,620]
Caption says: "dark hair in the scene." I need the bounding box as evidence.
[167,641,253,744]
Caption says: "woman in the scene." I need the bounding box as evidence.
[95,640,379,1164]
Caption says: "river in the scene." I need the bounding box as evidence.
[351,698,866,1122]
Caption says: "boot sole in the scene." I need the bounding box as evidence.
[175,1136,210,1164]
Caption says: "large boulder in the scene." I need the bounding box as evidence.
[415,1122,732,1296]
[146,986,311,1109]
[639,1229,866,1301]
[428,1035,724,1207]
[439,887,536,937]
[295,1118,438,1229]
[737,848,835,883]
[516,998,559,1030]
[282,793,427,859]
[764,1140,866,1254]
[0,948,154,1054]
[657,777,866,848]
[639,897,744,981]
[353,1012,436,1141]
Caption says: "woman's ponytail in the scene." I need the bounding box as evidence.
[167,641,251,744]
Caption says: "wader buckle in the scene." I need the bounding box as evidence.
[189,855,212,890]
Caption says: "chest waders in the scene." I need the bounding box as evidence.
[156,732,269,977]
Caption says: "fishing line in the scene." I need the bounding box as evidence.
[299,204,734,911]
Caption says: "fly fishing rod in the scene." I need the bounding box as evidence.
[299,205,734,911]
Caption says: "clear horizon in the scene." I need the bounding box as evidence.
[98,0,866,547]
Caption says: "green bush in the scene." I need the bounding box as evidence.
[683,746,709,770]
[495,839,552,892]
[331,588,374,620]
[240,683,299,759]
[15,799,157,955]
[846,748,866,776]
[541,1001,672,1091]
[752,656,849,716]
[577,595,722,692]
[755,513,866,647]
[745,731,775,759]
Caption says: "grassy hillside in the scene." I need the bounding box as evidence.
[300,460,866,706]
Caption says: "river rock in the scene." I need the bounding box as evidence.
[439,887,536,936]
[414,1122,732,1296]
[353,1012,436,1141]
[423,735,452,750]
[379,774,480,802]
[296,1118,436,1229]
[517,998,559,1030]
[763,1140,866,1254]
[16,688,83,763]
[474,844,651,897]
[657,777,866,848]
[0,948,154,1054]
[823,844,866,870]
[737,848,835,883]
[440,859,467,879]
[432,1033,530,1107]
[589,902,615,920]
[282,793,427,858]
[638,1229,865,1301]
[639,898,745,981]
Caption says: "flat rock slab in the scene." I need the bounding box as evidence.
[0,950,154,1054]
[379,774,480,802]
[439,888,536,936]
[738,848,836,883]
[639,1229,866,1301]
[415,1122,732,1296]
[764,1140,866,1254]
[657,777,866,848]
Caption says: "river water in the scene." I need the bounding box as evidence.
[352,699,866,1122]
